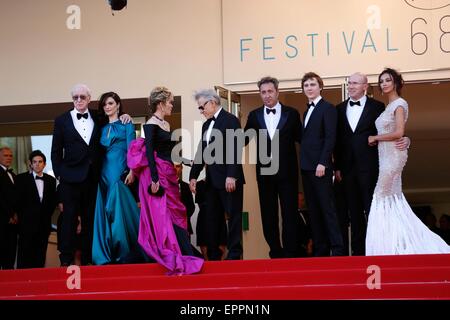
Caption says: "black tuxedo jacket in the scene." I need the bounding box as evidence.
[51,108,102,183]
[0,167,17,224]
[300,98,337,171]
[179,180,195,234]
[189,109,245,189]
[15,172,57,236]
[334,97,385,174]
[244,104,301,181]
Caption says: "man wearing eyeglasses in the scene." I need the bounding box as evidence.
[51,84,131,266]
[189,89,245,261]
[334,72,409,256]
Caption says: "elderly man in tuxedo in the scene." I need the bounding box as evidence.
[189,89,245,261]
[16,150,57,268]
[0,146,18,269]
[51,84,130,266]
[334,72,409,255]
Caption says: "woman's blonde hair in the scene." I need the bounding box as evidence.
[149,86,172,113]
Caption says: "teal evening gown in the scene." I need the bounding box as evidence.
[92,121,143,264]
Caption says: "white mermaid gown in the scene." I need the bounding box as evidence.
[366,97,450,255]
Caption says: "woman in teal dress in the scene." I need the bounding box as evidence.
[92,92,143,264]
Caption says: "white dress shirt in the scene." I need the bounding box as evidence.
[70,108,94,145]
[346,95,367,132]
[304,96,322,127]
[264,102,281,140]
[206,108,222,145]
[33,172,44,202]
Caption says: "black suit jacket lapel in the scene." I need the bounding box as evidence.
[42,175,52,205]
[354,97,371,133]
[0,168,9,186]
[214,109,226,130]
[303,109,308,127]
[201,120,209,150]
[88,108,100,146]
[2,168,15,185]
[304,99,322,130]
[256,107,272,147]
[276,105,288,131]
[203,113,219,146]
[28,173,41,203]
[90,122,99,146]
[256,107,267,131]
[341,99,354,133]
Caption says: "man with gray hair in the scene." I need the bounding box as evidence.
[189,89,245,260]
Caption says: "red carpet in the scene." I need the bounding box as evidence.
[1,254,449,300]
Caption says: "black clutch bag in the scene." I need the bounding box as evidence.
[148,184,165,197]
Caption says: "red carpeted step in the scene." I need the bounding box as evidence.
[7,282,450,300]
[1,254,449,300]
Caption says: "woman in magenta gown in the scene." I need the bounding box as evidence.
[128,86,203,275]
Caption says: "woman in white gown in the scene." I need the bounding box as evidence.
[365,68,450,255]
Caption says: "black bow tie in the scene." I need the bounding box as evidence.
[349,100,361,106]
[266,108,276,115]
[5,168,13,173]
[35,176,44,180]
[77,113,88,120]
[307,102,315,108]
[210,116,217,122]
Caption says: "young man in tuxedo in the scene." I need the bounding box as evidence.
[300,72,345,256]
[16,150,57,268]
[244,76,302,258]
[189,89,245,261]
[334,72,409,255]
[0,146,18,269]
[51,84,130,266]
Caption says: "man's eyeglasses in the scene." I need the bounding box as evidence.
[72,95,88,101]
[198,100,210,111]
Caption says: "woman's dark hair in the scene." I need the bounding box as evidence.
[97,91,124,126]
[378,68,404,96]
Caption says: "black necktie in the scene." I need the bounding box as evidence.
[77,113,88,120]
[266,108,276,115]
[307,102,315,108]
[349,100,361,106]
[35,176,44,180]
